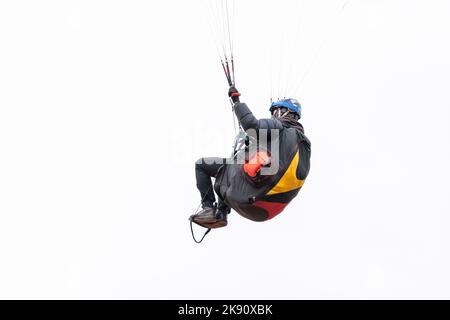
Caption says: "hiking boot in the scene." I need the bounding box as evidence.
[191,206,216,224]
[191,206,228,229]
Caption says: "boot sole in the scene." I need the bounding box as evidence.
[205,220,228,229]
[191,218,228,229]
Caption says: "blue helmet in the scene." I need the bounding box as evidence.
[270,98,301,119]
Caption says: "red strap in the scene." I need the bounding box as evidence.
[244,151,270,177]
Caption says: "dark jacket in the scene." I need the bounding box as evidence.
[234,102,285,131]
[214,102,311,222]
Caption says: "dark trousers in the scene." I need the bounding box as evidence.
[195,157,230,213]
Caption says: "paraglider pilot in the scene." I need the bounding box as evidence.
[192,86,310,229]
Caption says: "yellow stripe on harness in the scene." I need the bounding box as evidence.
[267,150,305,196]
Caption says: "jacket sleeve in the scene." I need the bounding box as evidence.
[234,102,284,131]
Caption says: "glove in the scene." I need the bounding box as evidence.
[228,86,241,104]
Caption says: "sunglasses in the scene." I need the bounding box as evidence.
[271,107,289,115]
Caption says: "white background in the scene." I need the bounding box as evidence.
[0,0,449,299]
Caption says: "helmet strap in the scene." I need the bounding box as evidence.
[280,110,289,118]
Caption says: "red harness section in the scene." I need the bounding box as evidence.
[253,201,288,220]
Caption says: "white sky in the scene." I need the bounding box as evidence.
[0,0,449,299]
